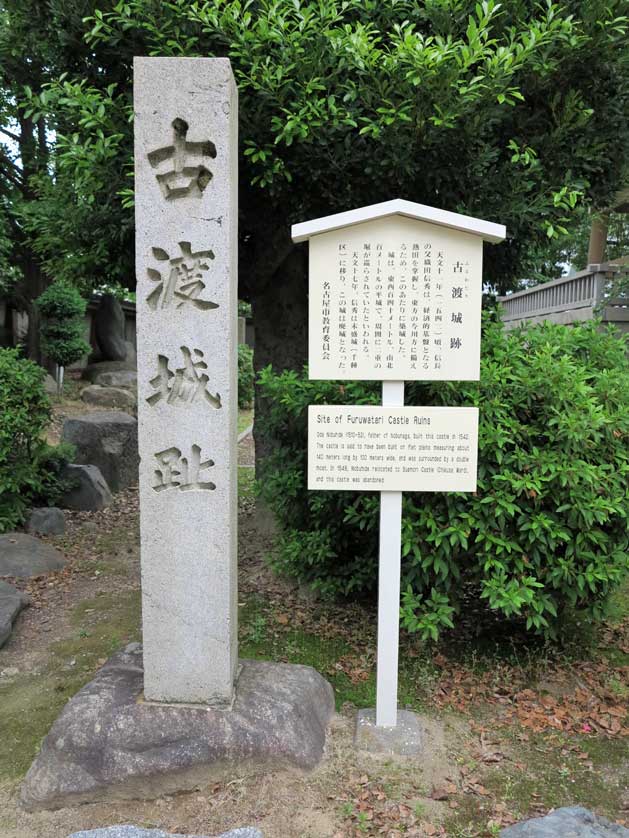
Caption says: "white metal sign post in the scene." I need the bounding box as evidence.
[293,200,505,731]
[377,380,404,727]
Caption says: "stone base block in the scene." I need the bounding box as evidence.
[21,644,334,812]
[354,709,423,756]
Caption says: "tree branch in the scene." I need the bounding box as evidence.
[0,125,21,144]
[0,152,23,189]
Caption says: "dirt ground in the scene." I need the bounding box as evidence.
[0,397,628,837]
[0,478,470,838]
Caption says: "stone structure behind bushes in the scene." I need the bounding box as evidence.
[62,412,139,492]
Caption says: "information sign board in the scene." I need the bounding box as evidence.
[293,200,505,731]
[308,406,478,492]
[307,215,482,381]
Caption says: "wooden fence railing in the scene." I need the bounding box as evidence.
[497,264,629,326]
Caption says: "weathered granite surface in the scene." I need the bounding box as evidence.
[0,533,65,577]
[82,361,136,383]
[93,371,138,390]
[26,507,65,536]
[69,827,262,838]
[0,581,30,647]
[62,412,138,492]
[501,807,629,837]
[21,644,335,811]
[134,57,239,705]
[59,464,112,511]
[82,385,137,411]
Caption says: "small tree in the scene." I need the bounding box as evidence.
[0,348,74,531]
[36,282,90,395]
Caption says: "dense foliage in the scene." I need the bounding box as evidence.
[36,282,90,368]
[0,348,73,532]
[2,1,628,376]
[238,343,254,410]
[258,320,629,640]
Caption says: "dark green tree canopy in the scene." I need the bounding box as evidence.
[1,0,628,366]
[35,1,629,284]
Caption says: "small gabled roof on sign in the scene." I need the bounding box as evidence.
[291,199,506,245]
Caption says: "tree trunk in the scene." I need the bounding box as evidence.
[15,111,49,362]
[21,254,47,363]
[251,246,308,473]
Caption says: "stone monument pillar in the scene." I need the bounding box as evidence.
[134,57,238,704]
[20,60,333,811]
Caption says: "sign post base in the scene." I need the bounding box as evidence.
[355,708,423,755]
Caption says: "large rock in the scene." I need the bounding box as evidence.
[501,807,629,837]
[59,464,112,511]
[0,533,65,578]
[21,644,335,811]
[94,294,128,362]
[82,385,137,411]
[68,827,262,838]
[62,412,138,492]
[0,581,30,647]
[26,507,65,536]
[93,370,138,390]
[82,361,136,384]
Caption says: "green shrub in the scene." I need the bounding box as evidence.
[36,282,90,369]
[0,348,73,532]
[257,319,629,640]
[238,300,252,319]
[238,343,254,409]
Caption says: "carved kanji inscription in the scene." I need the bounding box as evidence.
[148,118,217,200]
[146,242,218,311]
[152,444,216,492]
[147,347,222,409]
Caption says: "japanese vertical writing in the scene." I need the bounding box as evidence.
[398,243,407,363]
[374,243,383,371]
[350,247,359,370]
[307,215,483,380]
[362,243,371,365]
[386,248,396,370]
[338,243,348,373]
[322,280,331,362]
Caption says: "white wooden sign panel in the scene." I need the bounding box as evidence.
[308,215,483,382]
[308,405,478,492]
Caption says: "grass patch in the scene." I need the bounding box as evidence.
[79,556,131,577]
[48,374,83,405]
[238,408,253,435]
[238,466,255,500]
[443,727,628,836]
[238,594,437,710]
[238,593,373,707]
[0,590,141,781]
[483,733,626,818]
[93,528,139,558]
[604,577,629,625]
